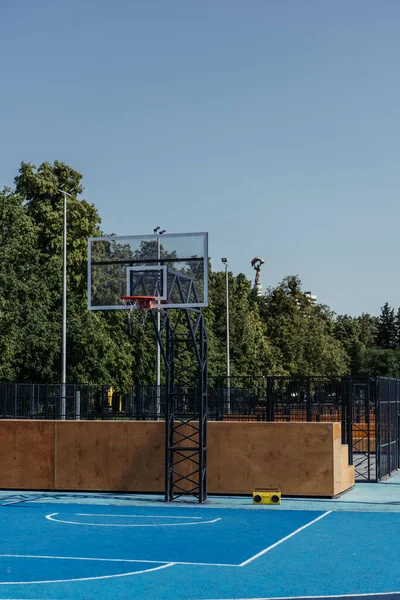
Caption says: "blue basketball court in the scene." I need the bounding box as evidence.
[1,477,400,600]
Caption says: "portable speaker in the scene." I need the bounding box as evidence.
[252,489,281,505]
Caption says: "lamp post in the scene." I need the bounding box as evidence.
[154,227,166,416]
[221,258,230,412]
[59,187,72,420]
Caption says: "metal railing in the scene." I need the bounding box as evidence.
[0,383,131,421]
[0,376,398,482]
[376,377,400,480]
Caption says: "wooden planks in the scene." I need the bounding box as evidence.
[0,420,354,497]
[0,421,55,489]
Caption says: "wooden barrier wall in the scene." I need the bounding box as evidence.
[0,421,354,497]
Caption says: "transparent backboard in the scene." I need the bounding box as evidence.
[88,232,208,310]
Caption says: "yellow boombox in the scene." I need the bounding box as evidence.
[252,488,281,505]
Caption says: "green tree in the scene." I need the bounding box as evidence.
[206,270,281,380]
[11,160,134,387]
[334,313,377,374]
[357,313,378,348]
[0,188,57,380]
[375,302,396,349]
[15,161,101,295]
[7,159,400,388]
[358,348,400,378]
[261,276,349,375]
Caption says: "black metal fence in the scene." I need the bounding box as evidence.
[0,383,133,421]
[0,376,399,483]
[376,377,400,481]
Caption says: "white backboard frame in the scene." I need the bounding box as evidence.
[88,231,208,311]
[126,265,168,301]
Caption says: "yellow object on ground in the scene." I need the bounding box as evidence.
[252,489,281,505]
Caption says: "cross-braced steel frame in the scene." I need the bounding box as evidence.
[146,277,208,503]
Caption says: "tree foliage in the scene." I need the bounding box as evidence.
[259,276,349,375]
[0,160,399,388]
[205,271,281,380]
[375,302,396,349]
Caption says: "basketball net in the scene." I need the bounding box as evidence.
[122,298,150,333]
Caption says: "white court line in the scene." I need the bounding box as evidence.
[0,554,172,564]
[204,593,400,599]
[76,513,202,519]
[0,594,399,600]
[239,511,332,567]
[170,560,236,567]
[46,512,222,527]
[0,562,173,585]
[0,553,238,568]
[0,509,336,584]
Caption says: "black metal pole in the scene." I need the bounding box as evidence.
[346,378,353,465]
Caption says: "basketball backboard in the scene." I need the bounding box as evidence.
[88,232,208,310]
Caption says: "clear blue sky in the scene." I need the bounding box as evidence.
[1,0,399,317]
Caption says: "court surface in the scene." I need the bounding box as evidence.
[1,475,400,600]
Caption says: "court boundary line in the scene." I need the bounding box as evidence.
[0,561,174,585]
[204,593,400,599]
[45,512,222,527]
[239,511,332,566]
[77,513,203,519]
[0,554,237,568]
[2,593,400,600]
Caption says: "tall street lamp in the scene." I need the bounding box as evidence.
[59,186,73,420]
[221,258,230,412]
[154,226,166,415]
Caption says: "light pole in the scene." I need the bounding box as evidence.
[154,227,166,416]
[59,186,72,420]
[221,258,230,412]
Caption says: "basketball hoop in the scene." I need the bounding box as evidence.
[121,296,157,333]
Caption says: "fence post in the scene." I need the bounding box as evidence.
[44,384,49,420]
[397,380,400,472]
[365,380,371,481]
[14,384,18,418]
[134,384,141,420]
[75,389,81,420]
[388,379,392,475]
[267,377,274,421]
[0,384,4,418]
[212,384,219,421]
[214,381,220,421]
[340,382,346,445]
[1,384,4,418]
[306,377,312,422]
[346,378,353,465]
[376,377,381,481]
[30,383,34,418]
